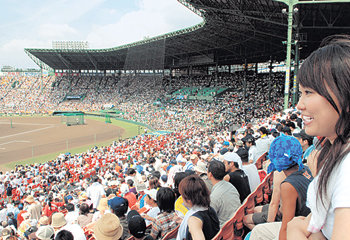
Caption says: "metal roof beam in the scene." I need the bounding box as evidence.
[86,52,98,70]
[56,53,73,70]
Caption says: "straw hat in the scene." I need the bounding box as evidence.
[97,198,108,212]
[39,216,49,226]
[51,213,67,228]
[194,161,207,174]
[25,195,35,204]
[93,213,123,240]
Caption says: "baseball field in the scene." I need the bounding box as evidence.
[0,115,140,170]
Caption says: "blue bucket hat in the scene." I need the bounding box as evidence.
[267,134,304,173]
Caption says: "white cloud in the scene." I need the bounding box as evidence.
[37,23,78,40]
[0,39,50,68]
[87,0,203,49]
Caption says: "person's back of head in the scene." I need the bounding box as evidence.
[156,187,176,213]
[108,197,129,218]
[55,230,74,240]
[281,126,292,136]
[179,175,210,208]
[79,203,89,215]
[127,168,136,176]
[259,127,268,135]
[66,203,74,212]
[208,160,226,181]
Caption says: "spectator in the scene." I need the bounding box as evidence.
[222,152,251,203]
[242,135,259,164]
[287,35,350,240]
[293,129,315,162]
[55,230,74,240]
[207,160,240,227]
[77,203,93,228]
[194,161,213,192]
[150,187,178,239]
[255,127,271,158]
[52,213,86,240]
[93,213,123,240]
[241,151,261,193]
[64,203,78,225]
[177,175,219,240]
[107,197,130,240]
[127,210,153,240]
[34,225,55,240]
[7,213,17,229]
[86,177,105,210]
[25,195,42,221]
[143,189,160,225]
[248,134,313,240]
[235,140,249,163]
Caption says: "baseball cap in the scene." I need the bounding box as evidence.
[293,129,313,142]
[223,152,242,168]
[144,189,157,201]
[127,210,146,238]
[108,197,128,212]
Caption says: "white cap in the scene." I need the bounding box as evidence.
[145,189,158,201]
[223,152,242,169]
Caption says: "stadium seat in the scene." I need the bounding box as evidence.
[244,191,257,215]
[211,203,247,240]
[161,225,179,240]
[258,170,267,182]
[255,152,267,170]
[254,183,265,206]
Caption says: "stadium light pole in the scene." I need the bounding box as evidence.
[274,0,350,110]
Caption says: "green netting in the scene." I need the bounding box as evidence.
[61,113,85,126]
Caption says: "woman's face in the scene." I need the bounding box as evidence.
[297,85,340,142]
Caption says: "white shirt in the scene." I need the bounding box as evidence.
[86,182,106,209]
[255,136,270,158]
[59,224,86,240]
[307,152,350,239]
[65,211,79,225]
[242,164,260,192]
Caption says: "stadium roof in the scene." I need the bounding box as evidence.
[25,0,350,71]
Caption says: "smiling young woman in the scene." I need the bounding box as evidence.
[287,35,350,240]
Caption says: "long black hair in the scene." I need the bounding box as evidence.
[297,35,350,203]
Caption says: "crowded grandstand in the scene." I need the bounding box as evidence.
[0,0,350,240]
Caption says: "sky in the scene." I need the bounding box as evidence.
[0,0,203,69]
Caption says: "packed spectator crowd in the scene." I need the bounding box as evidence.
[0,71,301,240]
[0,71,285,131]
[0,94,317,240]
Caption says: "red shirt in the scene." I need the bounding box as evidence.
[43,201,65,217]
[17,210,27,226]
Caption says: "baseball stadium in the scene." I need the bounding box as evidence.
[0,0,350,239]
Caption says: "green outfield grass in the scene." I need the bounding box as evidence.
[0,116,148,170]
